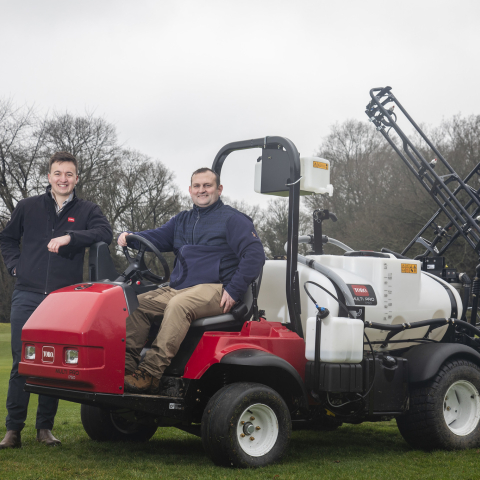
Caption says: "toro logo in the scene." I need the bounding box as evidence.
[351,285,369,296]
[42,346,55,363]
[347,284,377,306]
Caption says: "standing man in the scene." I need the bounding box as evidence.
[0,151,113,449]
[118,167,265,394]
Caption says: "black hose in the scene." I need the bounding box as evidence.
[364,317,480,338]
[304,281,354,319]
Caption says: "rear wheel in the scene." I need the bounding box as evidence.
[397,359,480,450]
[80,404,158,442]
[201,382,291,468]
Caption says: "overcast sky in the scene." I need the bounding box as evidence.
[1,0,479,208]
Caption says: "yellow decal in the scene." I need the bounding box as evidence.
[313,161,328,170]
[325,409,335,417]
[401,263,417,274]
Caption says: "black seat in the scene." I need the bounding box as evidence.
[190,269,263,331]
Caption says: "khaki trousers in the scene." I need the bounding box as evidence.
[125,284,224,379]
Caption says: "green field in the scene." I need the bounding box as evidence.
[0,322,479,479]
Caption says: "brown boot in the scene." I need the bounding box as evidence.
[0,430,21,449]
[124,367,160,394]
[36,429,61,446]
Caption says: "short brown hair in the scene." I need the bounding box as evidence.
[191,167,220,187]
[49,151,78,174]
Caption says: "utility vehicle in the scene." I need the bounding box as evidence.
[19,87,480,468]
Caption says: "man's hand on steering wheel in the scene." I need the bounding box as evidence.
[117,233,170,284]
[117,232,129,247]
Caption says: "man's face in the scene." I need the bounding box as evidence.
[48,161,78,200]
[189,171,223,208]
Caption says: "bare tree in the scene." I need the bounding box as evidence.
[110,150,182,232]
[0,99,46,222]
[256,198,310,257]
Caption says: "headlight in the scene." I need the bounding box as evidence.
[25,345,35,360]
[65,349,79,364]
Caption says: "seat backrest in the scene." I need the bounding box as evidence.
[191,269,263,330]
[89,242,119,282]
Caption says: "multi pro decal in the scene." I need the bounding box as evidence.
[347,284,377,306]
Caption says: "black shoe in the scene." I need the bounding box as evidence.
[0,430,21,449]
[36,429,61,446]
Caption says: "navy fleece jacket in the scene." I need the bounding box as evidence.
[129,199,265,301]
[0,186,113,294]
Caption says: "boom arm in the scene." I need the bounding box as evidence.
[365,86,480,258]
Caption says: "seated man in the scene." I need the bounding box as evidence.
[118,167,265,394]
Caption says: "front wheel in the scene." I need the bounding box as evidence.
[81,404,158,442]
[397,359,480,450]
[201,382,291,468]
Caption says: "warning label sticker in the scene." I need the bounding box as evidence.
[401,263,417,274]
[313,161,328,170]
[347,284,377,306]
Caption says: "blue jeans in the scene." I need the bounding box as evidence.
[5,290,59,431]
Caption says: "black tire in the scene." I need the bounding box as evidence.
[397,359,480,450]
[201,382,291,468]
[80,404,158,442]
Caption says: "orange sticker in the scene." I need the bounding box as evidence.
[313,161,328,170]
[401,263,417,274]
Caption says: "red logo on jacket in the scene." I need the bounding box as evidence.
[68,217,75,222]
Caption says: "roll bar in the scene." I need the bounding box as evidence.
[212,136,304,338]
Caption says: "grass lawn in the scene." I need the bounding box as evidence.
[0,322,479,479]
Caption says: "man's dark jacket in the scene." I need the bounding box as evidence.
[0,186,113,294]
[129,199,265,302]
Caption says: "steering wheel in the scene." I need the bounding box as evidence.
[120,234,170,284]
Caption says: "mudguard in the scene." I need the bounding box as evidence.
[220,348,309,409]
[403,343,480,383]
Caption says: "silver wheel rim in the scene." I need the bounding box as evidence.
[236,403,279,457]
[443,380,480,436]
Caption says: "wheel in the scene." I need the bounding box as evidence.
[80,404,158,442]
[201,382,291,468]
[397,359,480,450]
[121,234,170,283]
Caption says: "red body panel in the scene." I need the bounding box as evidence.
[20,284,306,395]
[19,283,128,395]
[184,320,307,380]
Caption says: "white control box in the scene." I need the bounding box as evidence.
[299,157,333,196]
[254,156,333,197]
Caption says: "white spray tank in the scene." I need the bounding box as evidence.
[305,307,364,364]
